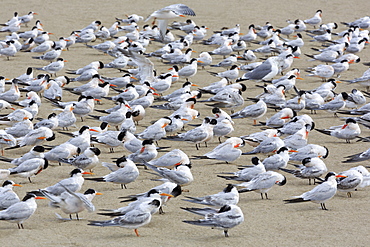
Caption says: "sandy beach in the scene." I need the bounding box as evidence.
[1,0,370,246]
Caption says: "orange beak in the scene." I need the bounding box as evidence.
[82,171,94,175]
[35,196,47,200]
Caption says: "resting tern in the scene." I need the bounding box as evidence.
[284,172,346,210]
[0,180,21,210]
[86,156,138,189]
[60,147,101,171]
[315,118,361,143]
[182,204,244,237]
[166,117,216,150]
[8,157,48,183]
[218,156,266,182]
[336,169,363,197]
[235,171,286,199]
[88,199,161,236]
[183,184,239,206]
[289,144,329,161]
[100,189,172,218]
[44,142,80,165]
[242,136,284,155]
[0,145,45,166]
[14,126,55,148]
[144,162,193,186]
[262,147,290,170]
[144,149,189,168]
[317,92,348,116]
[193,137,244,163]
[280,157,328,185]
[33,168,92,196]
[136,117,171,142]
[265,108,296,128]
[0,193,46,229]
[231,100,267,125]
[304,10,322,28]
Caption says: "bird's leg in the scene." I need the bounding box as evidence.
[134,229,140,237]
[224,229,229,237]
[124,184,127,189]
[69,214,73,220]
[309,178,312,185]
[81,117,84,122]
[17,223,21,229]
[76,213,79,220]
[265,193,269,199]
[204,142,207,148]
[159,207,164,214]
[195,144,199,150]
[1,149,3,156]
[321,203,328,210]
[28,177,32,183]
[218,137,222,143]
[347,192,352,198]
[260,193,264,199]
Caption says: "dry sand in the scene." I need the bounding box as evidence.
[1,0,370,246]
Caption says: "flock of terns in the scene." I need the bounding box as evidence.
[0,3,370,238]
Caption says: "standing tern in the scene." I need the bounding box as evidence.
[284,172,346,210]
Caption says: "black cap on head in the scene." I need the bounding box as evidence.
[251,157,260,165]
[22,193,36,201]
[48,113,57,119]
[90,147,101,156]
[171,184,182,197]
[84,188,96,195]
[116,156,127,165]
[212,107,221,114]
[142,140,153,146]
[150,199,161,207]
[79,126,90,134]
[277,147,289,154]
[147,189,159,196]
[302,157,311,165]
[325,172,336,181]
[70,168,83,176]
[33,146,45,153]
[218,205,231,213]
[223,184,234,193]
[2,180,13,187]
